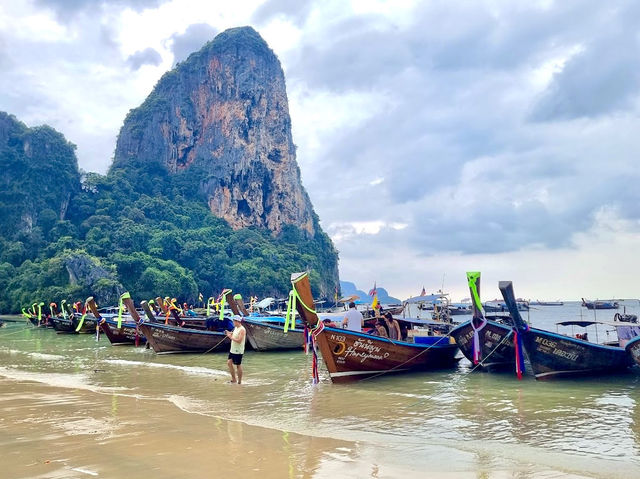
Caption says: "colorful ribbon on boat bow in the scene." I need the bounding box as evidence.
[37,302,44,326]
[513,324,529,380]
[284,290,297,333]
[467,272,487,365]
[75,301,88,332]
[117,293,129,329]
[308,321,325,384]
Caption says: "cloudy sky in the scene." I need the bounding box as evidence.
[2,0,640,302]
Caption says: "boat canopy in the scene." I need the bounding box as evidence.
[395,316,449,326]
[338,295,359,303]
[557,320,638,328]
[403,294,447,304]
[255,297,275,309]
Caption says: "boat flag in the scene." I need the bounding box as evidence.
[368,282,377,297]
[198,292,203,303]
[420,286,426,296]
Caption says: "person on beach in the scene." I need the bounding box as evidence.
[226,315,246,384]
[384,312,402,340]
[342,301,363,332]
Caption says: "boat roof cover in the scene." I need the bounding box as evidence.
[338,295,359,303]
[255,297,275,309]
[556,320,638,328]
[403,294,447,304]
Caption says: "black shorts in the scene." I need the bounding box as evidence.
[228,352,243,365]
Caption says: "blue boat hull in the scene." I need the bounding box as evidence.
[521,327,632,379]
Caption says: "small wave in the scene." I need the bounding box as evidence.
[28,352,66,360]
[103,359,229,377]
[70,468,98,477]
[0,366,129,394]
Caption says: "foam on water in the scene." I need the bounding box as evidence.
[0,366,130,394]
[28,352,66,361]
[103,358,228,377]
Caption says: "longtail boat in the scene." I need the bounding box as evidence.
[625,334,640,367]
[88,297,146,346]
[242,316,305,351]
[449,272,515,372]
[137,289,239,353]
[138,322,230,354]
[581,298,619,310]
[290,272,460,383]
[51,314,76,333]
[501,281,633,379]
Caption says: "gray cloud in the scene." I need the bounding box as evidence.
[170,23,218,65]
[288,1,640,257]
[251,0,314,26]
[34,0,169,21]
[126,48,163,70]
[530,36,640,121]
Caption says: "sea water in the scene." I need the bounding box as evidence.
[1,301,639,478]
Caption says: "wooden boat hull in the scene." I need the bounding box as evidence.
[243,319,304,351]
[138,322,230,354]
[100,318,146,345]
[625,335,640,367]
[449,319,515,371]
[75,316,98,334]
[51,316,76,333]
[316,326,460,383]
[520,327,632,379]
[51,315,98,334]
[29,316,54,328]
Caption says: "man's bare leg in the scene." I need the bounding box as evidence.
[227,359,237,383]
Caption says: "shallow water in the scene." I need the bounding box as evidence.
[1,302,639,478]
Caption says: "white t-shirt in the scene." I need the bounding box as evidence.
[230,325,246,354]
[343,308,363,332]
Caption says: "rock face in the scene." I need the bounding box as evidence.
[65,254,123,305]
[113,26,315,236]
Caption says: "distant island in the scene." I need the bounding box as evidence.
[340,281,401,304]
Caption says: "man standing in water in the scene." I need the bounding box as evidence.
[226,315,246,384]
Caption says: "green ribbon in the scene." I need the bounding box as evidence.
[291,287,317,314]
[21,308,30,320]
[219,292,227,321]
[466,272,484,315]
[207,297,214,316]
[118,292,130,328]
[75,302,87,332]
[37,302,44,324]
[284,290,296,332]
[60,300,68,319]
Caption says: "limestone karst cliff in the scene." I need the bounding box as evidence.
[113,26,316,237]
